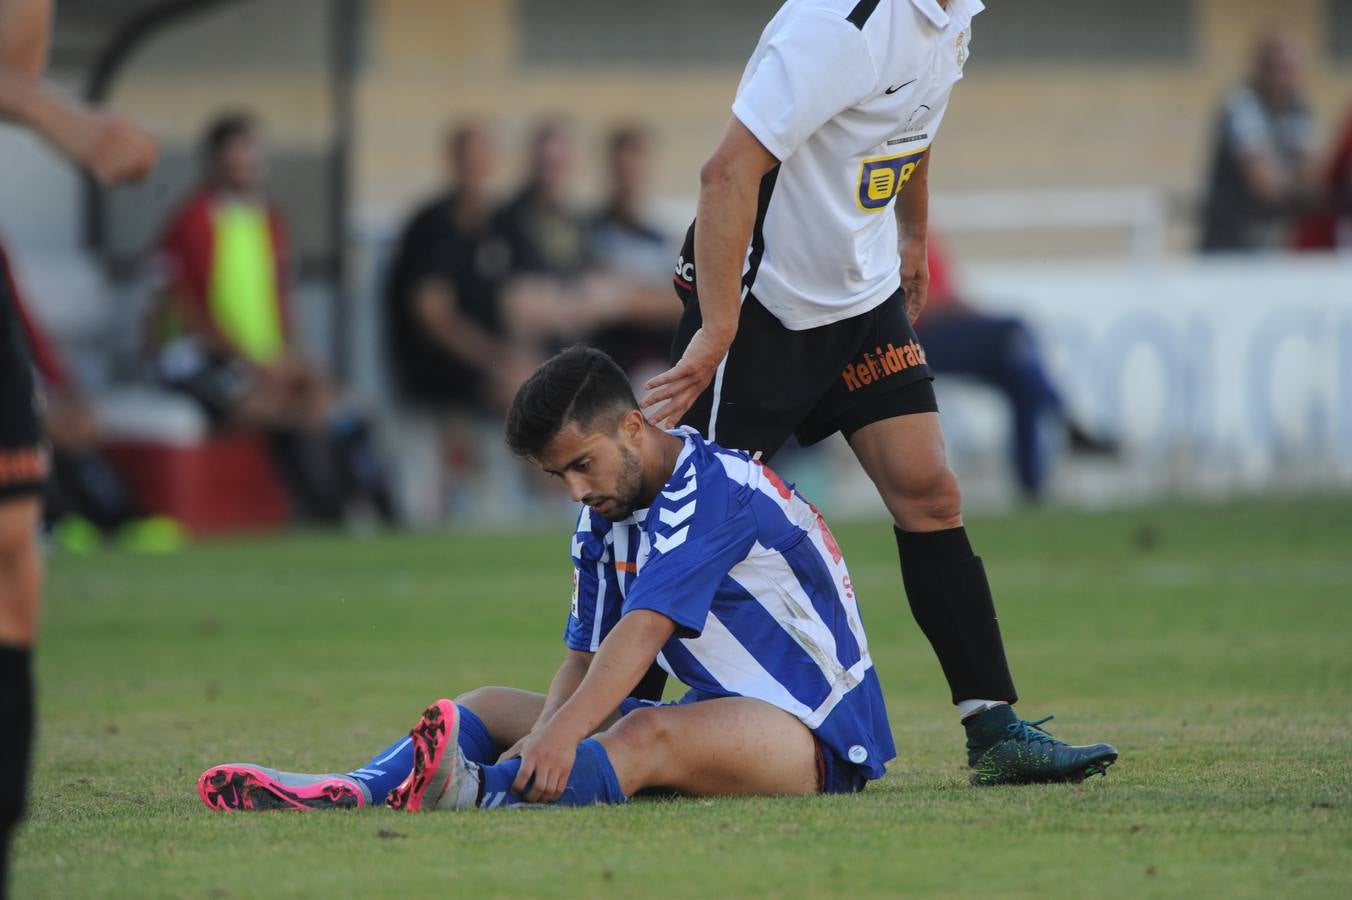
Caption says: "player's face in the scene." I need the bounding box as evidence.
[539,417,645,521]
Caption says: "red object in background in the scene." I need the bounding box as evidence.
[101,435,289,537]
[1293,106,1352,250]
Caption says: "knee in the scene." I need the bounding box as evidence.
[607,707,670,757]
[452,686,499,715]
[884,463,963,531]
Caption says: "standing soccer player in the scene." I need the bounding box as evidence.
[0,1,156,892]
[641,0,1117,783]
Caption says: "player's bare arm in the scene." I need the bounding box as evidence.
[0,0,156,184]
[641,117,776,428]
[495,649,593,762]
[895,148,931,324]
[512,609,676,802]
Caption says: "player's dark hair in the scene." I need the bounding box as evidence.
[202,112,256,161]
[505,345,639,461]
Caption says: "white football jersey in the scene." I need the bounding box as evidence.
[729,0,984,330]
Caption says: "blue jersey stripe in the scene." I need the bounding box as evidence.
[780,538,863,669]
[713,580,833,710]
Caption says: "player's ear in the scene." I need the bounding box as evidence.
[619,408,645,443]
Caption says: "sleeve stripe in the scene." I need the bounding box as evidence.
[591,557,608,652]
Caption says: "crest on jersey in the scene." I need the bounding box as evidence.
[956,30,968,72]
[855,146,929,212]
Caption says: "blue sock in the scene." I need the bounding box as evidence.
[346,735,415,804]
[345,707,499,805]
[477,739,626,808]
[456,706,498,764]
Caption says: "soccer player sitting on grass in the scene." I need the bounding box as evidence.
[199,345,900,810]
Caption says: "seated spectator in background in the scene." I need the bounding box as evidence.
[1293,104,1352,251]
[1199,30,1322,253]
[0,244,182,553]
[495,120,679,379]
[493,120,590,277]
[917,239,1116,501]
[156,113,395,525]
[585,124,680,374]
[384,121,518,413]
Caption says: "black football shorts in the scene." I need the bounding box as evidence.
[0,274,47,502]
[670,284,937,462]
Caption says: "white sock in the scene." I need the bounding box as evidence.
[957,699,1009,721]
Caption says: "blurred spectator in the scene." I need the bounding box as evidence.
[1293,105,1352,251]
[589,124,670,283]
[585,123,679,374]
[918,239,1117,501]
[1199,31,1322,253]
[0,244,183,553]
[494,121,680,373]
[384,121,516,412]
[155,113,395,525]
[493,119,590,276]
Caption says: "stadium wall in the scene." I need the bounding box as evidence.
[844,255,1352,514]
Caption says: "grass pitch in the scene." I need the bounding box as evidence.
[12,498,1352,898]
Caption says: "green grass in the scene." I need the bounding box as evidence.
[12,498,1352,898]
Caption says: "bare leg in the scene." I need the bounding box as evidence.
[847,412,962,532]
[848,411,1019,709]
[0,498,42,646]
[453,687,545,748]
[454,686,623,751]
[597,697,818,797]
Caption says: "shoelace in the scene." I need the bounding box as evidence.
[1005,715,1059,744]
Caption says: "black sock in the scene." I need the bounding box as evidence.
[0,645,34,897]
[895,526,1018,705]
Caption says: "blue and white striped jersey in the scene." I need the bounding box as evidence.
[564,427,895,780]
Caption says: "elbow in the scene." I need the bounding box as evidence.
[699,155,732,192]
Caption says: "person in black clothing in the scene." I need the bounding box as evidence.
[492,119,590,278]
[586,124,680,374]
[385,121,517,411]
[1,1,159,893]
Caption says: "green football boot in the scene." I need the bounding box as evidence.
[965,705,1118,786]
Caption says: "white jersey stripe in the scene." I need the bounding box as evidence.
[682,612,813,721]
[728,548,846,684]
[804,656,873,729]
[591,556,608,652]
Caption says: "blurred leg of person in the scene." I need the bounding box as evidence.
[158,338,344,524]
[0,294,45,897]
[921,314,1065,498]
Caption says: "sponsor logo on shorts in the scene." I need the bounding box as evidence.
[839,341,927,392]
[0,447,47,486]
[673,255,694,289]
[855,146,928,211]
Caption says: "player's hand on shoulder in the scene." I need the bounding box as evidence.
[641,326,731,428]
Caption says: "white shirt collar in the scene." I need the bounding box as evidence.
[911,0,984,28]
[910,0,949,28]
